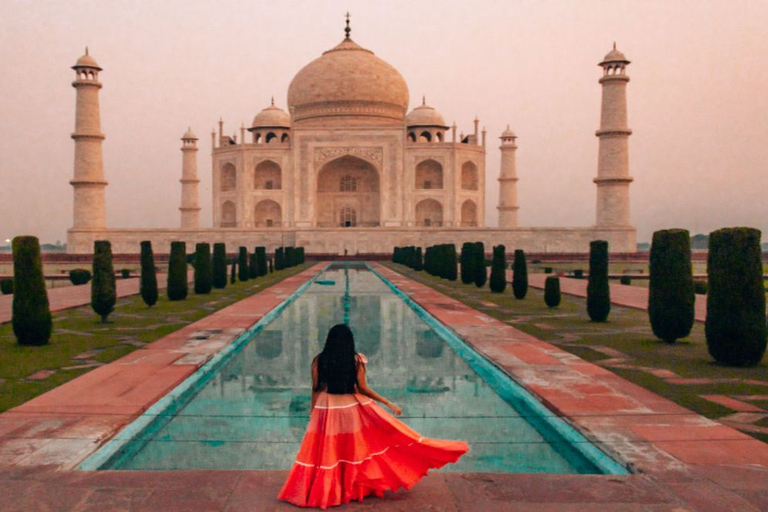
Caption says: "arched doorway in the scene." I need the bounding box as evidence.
[415,159,443,189]
[254,199,282,227]
[254,160,281,190]
[221,163,237,192]
[415,199,443,227]
[221,200,236,227]
[461,161,479,190]
[461,200,477,227]
[316,155,380,227]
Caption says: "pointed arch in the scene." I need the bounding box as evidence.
[415,198,443,227]
[461,199,477,227]
[254,160,282,190]
[415,159,443,189]
[221,163,237,192]
[254,199,282,227]
[221,200,236,227]
[461,161,479,190]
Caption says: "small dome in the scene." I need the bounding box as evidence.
[500,125,516,138]
[287,38,409,124]
[182,127,197,140]
[73,48,101,70]
[251,101,291,129]
[601,43,629,64]
[406,100,447,128]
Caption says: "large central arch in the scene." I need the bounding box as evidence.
[316,155,380,227]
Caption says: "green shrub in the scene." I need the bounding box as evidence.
[414,247,423,271]
[445,244,458,281]
[706,228,766,366]
[69,268,92,285]
[91,240,117,323]
[249,252,258,279]
[587,240,610,322]
[194,243,212,294]
[230,260,237,284]
[140,241,158,307]
[620,275,632,285]
[544,267,553,274]
[694,280,708,295]
[512,249,528,299]
[268,259,273,273]
[11,236,51,345]
[489,245,507,293]
[212,243,227,289]
[236,247,248,281]
[473,242,487,288]
[649,229,695,344]
[298,247,305,264]
[573,269,584,279]
[275,247,284,271]
[120,268,131,279]
[285,246,296,268]
[544,276,561,308]
[0,278,13,295]
[167,241,188,301]
[256,246,268,277]
[460,243,474,284]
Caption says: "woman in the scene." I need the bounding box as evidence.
[278,324,469,509]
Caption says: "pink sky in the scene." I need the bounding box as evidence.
[1,0,766,244]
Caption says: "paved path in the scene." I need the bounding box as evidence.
[0,262,766,510]
[0,272,193,325]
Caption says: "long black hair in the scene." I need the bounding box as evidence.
[315,324,358,394]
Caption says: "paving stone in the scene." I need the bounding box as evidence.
[700,395,766,413]
[26,370,55,381]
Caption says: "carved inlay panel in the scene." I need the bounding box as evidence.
[314,146,383,168]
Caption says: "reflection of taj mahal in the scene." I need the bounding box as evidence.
[66,19,636,254]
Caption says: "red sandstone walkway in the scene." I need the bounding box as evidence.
[0,272,194,325]
[0,262,766,511]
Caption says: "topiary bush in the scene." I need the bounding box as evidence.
[230,260,237,284]
[120,268,131,279]
[573,269,584,279]
[512,249,528,299]
[473,242,487,288]
[544,276,561,308]
[544,267,553,274]
[256,246,268,277]
[194,243,212,294]
[648,229,695,344]
[11,236,51,345]
[587,240,611,322]
[140,241,158,307]
[268,259,273,273]
[275,247,284,271]
[69,268,92,285]
[460,242,474,285]
[694,280,708,295]
[91,240,117,323]
[167,241,188,301]
[0,278,13,295]
[249,252,258,279]
[444,244,458,281]
[414,247,423,271]
[212,243,227,289]
[706,227,766,366]
[489,245,507,293]
[238,247,249,281]
[620,275,632,285]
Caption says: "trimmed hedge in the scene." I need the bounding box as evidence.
[0,278,12,295]
[473,242,487,288]
[512,249,528,299]
[694,280,708,295]
[648,229,695,344]
[91,240,117,323]
[140,241,158,307]
[275,247,284,271]
[620,275,632,285]
[194,243,213,294]
[238,247,249,281]
[268,259,273,273]
[460,243,474,284]
[705,228,766,366]
[230,260,237,284]
[445,245,458,281]
[489,245,507,293]
[12,236,52,345]
[167,241,188,301]
[414,247,423,271]
[544,276,561,308]
[256,246,268,277]
[212,243,227,289]
[69,268,92,286]
[249,252,258,279]
[587,240,611,322]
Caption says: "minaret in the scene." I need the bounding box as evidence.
[180,127,200,229]
[70,48,107,229]
[497,126,519,228]
[595,43,633,227]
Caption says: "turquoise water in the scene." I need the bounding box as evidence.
[90,264,625,474]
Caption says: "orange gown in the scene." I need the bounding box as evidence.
[277,360,469,509]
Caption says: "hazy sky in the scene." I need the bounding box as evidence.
[1,0,766,244]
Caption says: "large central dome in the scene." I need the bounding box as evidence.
[287,38,409,125]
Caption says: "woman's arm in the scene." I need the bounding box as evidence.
[356,363,402,416]
[310,358,319,410]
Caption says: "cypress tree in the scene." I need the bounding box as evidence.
[140,241,158,307]
[445,244,458,281]
[249,251,258,279]
[91,240,117,323]
[648,229,695,344]
[473,242,487,288]
[275,247,284,271]
[238,247,249,281]
[0,278,12,295]
[460,242,474,284]
[194,243,212,294]
[512,249,528,299]
[299,247,305,264]
[414,247,423,271]
[286,246,296,268]
[706,228,766,366]
[256,246,268,276]
[230,260,237,284]
[544,276,561,308]
[587,240,611,322]
[268,259,273,273]
[11,236,51,345]
[212,243,227,289]
[489,244,507,293]
[167,241,188,301]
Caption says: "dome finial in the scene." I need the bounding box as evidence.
[271,96,275,106]
[613,41,617,50]
[422,95,426,106]
[85,46,89,56]
[345,12,351,39]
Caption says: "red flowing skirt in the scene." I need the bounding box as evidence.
[277,392,469,509]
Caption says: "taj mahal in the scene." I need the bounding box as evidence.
[66,19,636,254]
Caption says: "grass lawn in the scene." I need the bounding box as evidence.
[0,264,310,413]
[384,262,768,444]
